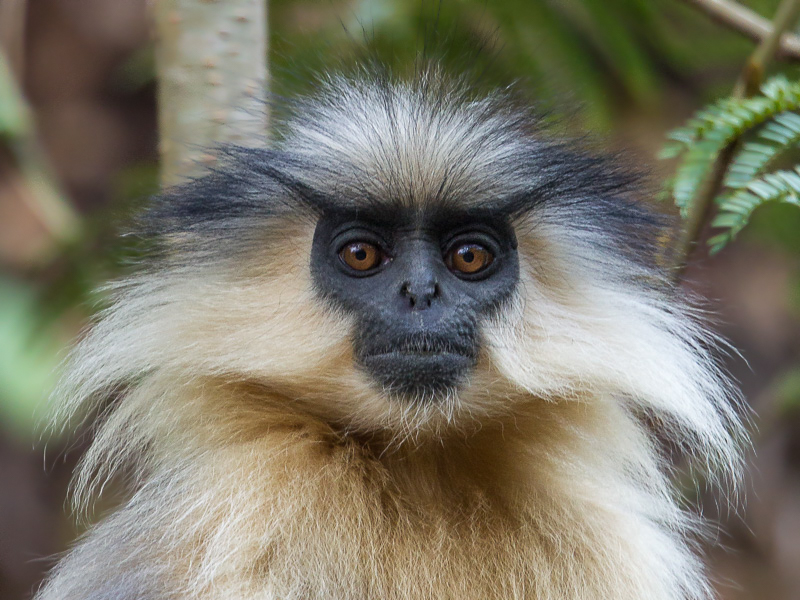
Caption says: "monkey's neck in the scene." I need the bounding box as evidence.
[177,381,638,513]
[134,382,695,599]
[337,429,530,513]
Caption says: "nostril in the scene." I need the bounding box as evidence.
[401,282,416,308]
[400,279,438,310]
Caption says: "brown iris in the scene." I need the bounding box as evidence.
[339,242,382,271]
[446,243,494,275]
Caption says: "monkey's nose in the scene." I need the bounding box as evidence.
[400,280,440,310]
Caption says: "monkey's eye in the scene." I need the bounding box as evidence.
[339,242,383,272]
[445,243,494,275]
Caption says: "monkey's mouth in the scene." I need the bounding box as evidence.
[359,336,476,397]
[367,336,474,357]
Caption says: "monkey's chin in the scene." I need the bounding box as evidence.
[361,351,474,400]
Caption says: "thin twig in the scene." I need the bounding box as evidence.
[678,0,800,60]
[673,0,800,280]
[0,46,81,249]
[0,0,27,76]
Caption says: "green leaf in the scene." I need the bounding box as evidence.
[658,143,683,160]
[726,111,800,188]
[710,166,800,253]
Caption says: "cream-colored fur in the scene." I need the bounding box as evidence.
[38,72,744,600]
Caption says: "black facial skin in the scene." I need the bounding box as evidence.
[311,208,519,399]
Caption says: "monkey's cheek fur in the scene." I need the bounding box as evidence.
[360,351,475,398]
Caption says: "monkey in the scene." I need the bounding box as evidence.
[36,64,745,600]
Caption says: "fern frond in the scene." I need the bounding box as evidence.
[725,112,800,188]
[662,76,800,217]
[666,77,796,148]
[709,167,800,253]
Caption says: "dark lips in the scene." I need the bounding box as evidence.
[359,335,477,397]
[363,335,475,359]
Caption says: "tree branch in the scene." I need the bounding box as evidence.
[679,0,800,60]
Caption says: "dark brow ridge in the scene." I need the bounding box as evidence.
[258,172,544,223]
[226,147,551,223]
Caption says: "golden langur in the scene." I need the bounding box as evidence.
[37,66,744,600]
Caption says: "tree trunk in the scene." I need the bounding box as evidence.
[153,0,268,186]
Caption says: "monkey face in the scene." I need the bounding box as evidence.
[125,71,686,438]
[310,211,519,399]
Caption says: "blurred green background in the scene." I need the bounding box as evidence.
[3,1,800,598]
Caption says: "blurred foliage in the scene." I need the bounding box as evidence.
[773,366,800,413]
[0,161,157,436]
[0,50,30,141]
[0,277,63,437]
[268,0,767,127]
[35,163,160,332]
[743,197,800,254]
